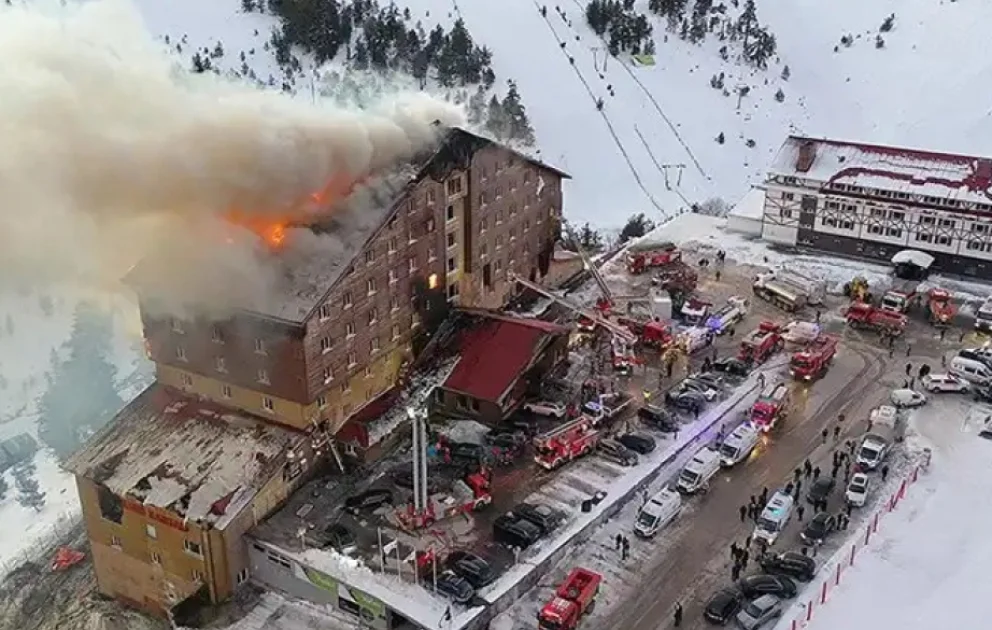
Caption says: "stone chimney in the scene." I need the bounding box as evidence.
[796,140,817,173]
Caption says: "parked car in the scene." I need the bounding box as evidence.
[737,574,797,599]
[390,468,441,493]
[921,373,969,393]
[448,442,491,466]
[890,388,927,408]
[322,523,357,554]
[806,477,836,505]
[957,348,992,369]
[845,472,870,507]
[638,405,679,432]
[493,514,543,549]
[710,357,750,377]
[583,399,617,419]
[446,551,496,588]
[800,513,836,545]
[522,400,567,418]
[759,551,816,582]
[618,432,656,454]
[435,570,475,604]
[598,438,639,467]
[980,416,992,440]
[704,587,744,624]
[689,371,725,389]
[665,391,706,414]
[679,378,719,401]
[485,429,527,451]
[511,502,561,535]
[344,489,393,515]
[735,594,783,630]
[974,384,992,404]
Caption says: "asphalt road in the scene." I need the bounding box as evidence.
[607,338,893,630]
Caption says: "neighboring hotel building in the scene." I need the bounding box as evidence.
[66,126,567,619]
[760,135,992,279]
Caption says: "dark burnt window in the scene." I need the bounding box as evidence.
[98,485,123,524]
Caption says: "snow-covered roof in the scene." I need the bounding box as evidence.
[769,136,992,208]
[728,187,767,220]
[65,384,306,529]
[891,249,935,269]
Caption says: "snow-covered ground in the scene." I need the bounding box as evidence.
[774,397,991,630]
[0,289,152,573]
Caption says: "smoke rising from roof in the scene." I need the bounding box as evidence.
[0,0,464,315]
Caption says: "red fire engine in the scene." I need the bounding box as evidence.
[538,567,602,630]
[750,382,790,432]
[626,242,682,275]
[925,288,956,327]
[737,321,783,365]
[395,469,492,530]
[533,417,601,470]
[845,302,907,336]
[616,317,674,349]
[790,335,838,381]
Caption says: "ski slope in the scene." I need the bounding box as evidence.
[782,402,992,630]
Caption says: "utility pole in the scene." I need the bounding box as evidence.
[591,46,608,73]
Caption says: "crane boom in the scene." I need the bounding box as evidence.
[509,274,637,343]
[563,224,613,303]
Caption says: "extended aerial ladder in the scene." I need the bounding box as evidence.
[509,273,638,344]
[561,224,651,315]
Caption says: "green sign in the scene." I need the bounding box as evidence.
[349,588,385,618]
[303,567,385,619]
[303,567,337,593]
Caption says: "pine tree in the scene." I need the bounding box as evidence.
[37,302,125,460]
[880,13,895,33]
[619,213,656,243]
[468,86,487,126]
[578,223,604,252]
[737,0,757,46]
[500,81,536,145]
[12,461,45,512]
[241,0,254,12]
[0,474,8,501]
[774,88,785,102]
[485,95,509,139]
[192,52,207,73]
[781,64,791,81]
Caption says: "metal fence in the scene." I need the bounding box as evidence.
[0,510,81,578]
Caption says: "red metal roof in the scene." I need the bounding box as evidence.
[443,316,567,403]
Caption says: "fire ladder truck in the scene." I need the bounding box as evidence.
[561,224,654,321]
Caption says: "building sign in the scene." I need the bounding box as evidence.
[123,498,188,532]
[302,567,386,627]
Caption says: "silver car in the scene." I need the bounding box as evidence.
[736,594,782,629]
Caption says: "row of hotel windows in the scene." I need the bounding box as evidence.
[773,175,992,214]
[108,531,249,586]
[820,216,992,250]
[779,196,992,234]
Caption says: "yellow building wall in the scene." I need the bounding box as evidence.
[76,476,211,612]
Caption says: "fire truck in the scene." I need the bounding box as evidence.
[790,335,838,381]
[396,469,492,530]
[538,567,602,630]
[534,417,601,470]
[846,302,907,336]
[925,288,956,326]
[616,317,674,349]
[737,321,784,365]
[750,382,791,432]
[626,241,681,275]
[880,279,920,313]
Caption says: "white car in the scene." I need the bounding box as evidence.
[890,388,927,408]
[522,400,566,418]
[583,400,614,418]
[921,373,969,393]
[845,472,869,507]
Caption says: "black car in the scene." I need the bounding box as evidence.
[760,551,816,582]
[449,442,491,465]
[806,477,836,505]
[689,372,725,389]
[485,429,527,451]
[704,587,744,624]
[975,384,992,403]
[322,523,357,553]
[638,405,679,432]
[958,349,992,369]
[801,513,837,545]
[737,574,797,599]
[435,570,475,604]
[511,502,561,535]
[344,489,393,515]
[493,513,543,549]
[446,551,496,588]
[710,357,750,377]
[666,391,706,414]
[390,467,441,493]
[618,433,657,454]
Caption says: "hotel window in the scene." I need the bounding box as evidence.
[347,352,357,367]
[193,570,203,582]
[111,535,122,549]
[409,256,417,271]
[320,337,332,354]
[262,396,275,412]
[367,278,377,295]
[364,365,374,378]
[316,395,327,408]
[322,367,333,384]
[318,304,331,320]
[151,552,162,565]
[368,308,378,325]
[426,189,436,205]
[222,385,232,398]
[346,322,356,338]
[446,205,456,222]
[343,291,353,309]
[370,337,380,353]
[448,257,457,272]
[171,318,184,334]
[211,325,224,343]
[215,357,227,373]
[176,345,187,362]
[391,324,401,340]
[389,268,398,284]
[782,192,795,201]
[184,540,202,557]
[146,524,157,539]
[254,338,266,355]
[365,249,375,264]
[182,373,193,387]
[257,368,270,385]
[390,296,400,312]
[446,177,462,196]
[388,236,398,253]
[447,232,456,248]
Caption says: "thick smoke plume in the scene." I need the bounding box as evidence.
[0,0,465,315]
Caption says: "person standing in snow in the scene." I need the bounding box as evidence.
[881,465,890,482]
[674,603,683,627]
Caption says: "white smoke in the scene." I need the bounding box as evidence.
[0,0,465,313]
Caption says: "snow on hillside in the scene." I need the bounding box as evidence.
[781,402,992,630]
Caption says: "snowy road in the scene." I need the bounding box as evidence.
[599,341,895,630]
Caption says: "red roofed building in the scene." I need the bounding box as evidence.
[434,312,569,422]
[761,135,992,279]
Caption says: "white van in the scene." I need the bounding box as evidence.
[634,488,683,538]
[949,356,992,385]
[719,424,760,467]
[675,447,721,494]
[753,491,795,546]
